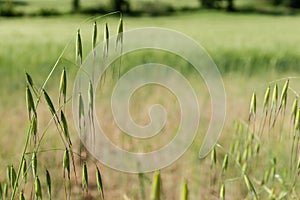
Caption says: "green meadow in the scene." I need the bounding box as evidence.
[1,6,300,199]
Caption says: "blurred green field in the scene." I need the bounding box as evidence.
[0,10,300,199]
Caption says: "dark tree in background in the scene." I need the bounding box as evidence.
[227,0,235,11]
[72,0,80,12]
[112,0,130,13]
[200,0,235,11]
[271,0,300,8]
[289,0,300,7]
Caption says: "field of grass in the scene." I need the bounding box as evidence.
[0,10,300,199]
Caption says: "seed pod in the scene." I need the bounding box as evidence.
[19,191,25,200]
[210,148,217,167]
[103,23,109,55]
[180,179,188,200]
[96,166,104,199]
[291,98,298,124]
[22,158,27,183]
[295,109,300,131]
[46,169,51,199]
[0,182,2,199]
[249,92,257,120]
[263,86,270,111]
[243,174,257,199]
[272,84,278,108]
[279,79,289,109]
[61,111,72,146]
[93,21,98,50]
[222,154,229,172]
[76,29,83,64]
[262,170,270,185]
[32,152,37,178]
[150,171,161,200]
[88,81,94,111]
[43,89,56,117]
[59,68,67,105]
[25,72,34,89]
[78,93,85,119]
[31,115,37,143]
[3,183,8,199]
[82,162,88,191]
[35,176,42,199]
[26,85,36,120]
[10,165,16,189]
[116,17,123,44]
[63,148,70,179]
[236,151,241,164]
[220,184,225,200]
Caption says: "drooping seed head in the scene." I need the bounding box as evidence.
[26,85,36,120]
[272,84,278,108]
[263,86,270,111]
[22,158,27,183]
[19,191,25,200]
[116,17,123,45]
[222,154,229,172]
[243,174,258,199]
[59,68,67,105]
[88,81,94,111]
[279,79,289,109]
[103,22,109,56]
[291,97,298,124]
[220,184,225,200]
[249,92,257,120]
[10,165,16,189]
[96,166,104,199]
[76,29,83,64]
[43,89,56,117]
[93,21,98,50]
[78,93,85,119]
[150,171,161,200]
[295,109,300,131]
[32,152,37,178]
[180,179,188,200]
[61,111,72,146]
[210,148,217,168]
[46,169,51,199]
[63,148,70,179]
[35,176,42,199]
[82,162,88,191]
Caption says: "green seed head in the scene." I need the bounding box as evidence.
[96,166,104,199]
[291,98,298,123]
[151,171,161,200]
[32,152,37,178]
[263,86,270,111]
[63,148,70,179]
[220,184,225,200]
[22,158,27,183]
[82,162,88,191]
[46,169,51,198]
[35,176,42,199]
[59,68,67,105]
[93,21,98,49]
[76,29,83,64]
[180,179,188,200]
[19,191,25,200]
